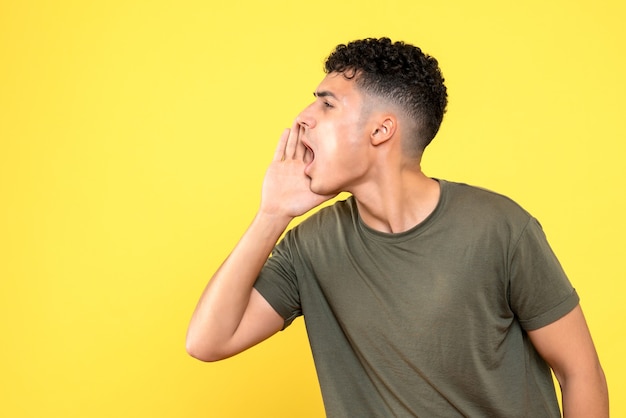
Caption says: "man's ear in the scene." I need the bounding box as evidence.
[371,116,396,146]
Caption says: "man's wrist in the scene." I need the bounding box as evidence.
[253,210,293,237]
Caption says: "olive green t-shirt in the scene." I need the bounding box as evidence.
[254,180,578,417]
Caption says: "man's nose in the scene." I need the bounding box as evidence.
[296,105,316,129]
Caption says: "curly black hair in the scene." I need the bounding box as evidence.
[325,38,447,153]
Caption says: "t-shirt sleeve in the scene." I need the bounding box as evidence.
[509,217,579,331]
[254,232,303,330]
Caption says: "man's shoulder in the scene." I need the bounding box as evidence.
[440,179,532,222]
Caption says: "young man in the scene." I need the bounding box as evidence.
[186,38,608,417]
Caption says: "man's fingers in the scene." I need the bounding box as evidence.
[272,128,290,162]
[283,120,300,159]
[294,125,306,160]
[273,121,306,162]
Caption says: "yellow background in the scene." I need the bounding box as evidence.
[1,0,624,417]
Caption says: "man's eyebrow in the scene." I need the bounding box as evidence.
[313,90,337,99]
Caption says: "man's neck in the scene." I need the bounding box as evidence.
[352,169,440,234]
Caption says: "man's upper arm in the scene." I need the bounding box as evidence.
[527,304,608,417]
[214,289,285,361]
[527,304,600,381]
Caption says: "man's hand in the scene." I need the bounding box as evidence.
[260,121,336,219]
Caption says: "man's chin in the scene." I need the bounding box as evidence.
[310,181,341,197]
[309,181,327,195]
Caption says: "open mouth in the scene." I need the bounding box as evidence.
[302,142,315,175]
[305,144,314,161]
[302,140,315,163]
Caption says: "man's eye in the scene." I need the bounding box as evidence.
[324,101,334,108]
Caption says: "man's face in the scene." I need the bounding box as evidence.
[297,72,375,196]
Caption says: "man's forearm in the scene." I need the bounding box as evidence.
[185,211,291,360]
[187,121,334,361]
